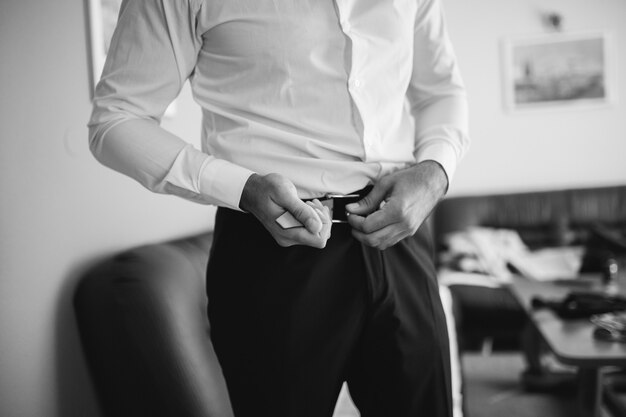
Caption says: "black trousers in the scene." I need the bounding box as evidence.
[206,208,451,417]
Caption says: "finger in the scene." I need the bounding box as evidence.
[346,213,366,232]
[281,225,328,248]
[347,206,398,234]
[345,185,388,216]
[276,201,329,230]
[307,201,332,240]
[378,230,409,250]
[272,201,331,248]
[319,205,332,240]
[306,199,326,213]
[351,224,407,250]
[277,196,322,234]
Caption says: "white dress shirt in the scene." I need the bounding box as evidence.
[89,0,469,210]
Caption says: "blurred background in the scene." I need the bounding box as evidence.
[0,0,625,416]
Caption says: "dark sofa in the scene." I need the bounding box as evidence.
[74,233,234,417]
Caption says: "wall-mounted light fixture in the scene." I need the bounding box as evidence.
[542,12,563,31]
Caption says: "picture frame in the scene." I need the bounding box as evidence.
[501,31,614,112]
[86,0,122,93]
[86,0,177,116]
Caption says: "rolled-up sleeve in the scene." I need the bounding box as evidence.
[408,0,470,186]
[88,0,253,209]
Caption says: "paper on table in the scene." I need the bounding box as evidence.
[438,270,509,288]
[507,246,585,281]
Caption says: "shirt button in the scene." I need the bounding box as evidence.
[341,21,351,32]
[352,79,362,88]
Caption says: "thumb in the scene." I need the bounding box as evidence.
[281,196,323,234]
[345,185,387,216]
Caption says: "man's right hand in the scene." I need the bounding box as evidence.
[239,173,331,248]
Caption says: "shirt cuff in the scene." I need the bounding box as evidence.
[163,144,255,210]
[414,140,458,186]
[198,158,256,211]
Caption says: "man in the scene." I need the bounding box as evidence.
[89,0,469,416]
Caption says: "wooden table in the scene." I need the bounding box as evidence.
[507,275,626,417]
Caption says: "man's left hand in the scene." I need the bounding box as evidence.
[345,160,448,250]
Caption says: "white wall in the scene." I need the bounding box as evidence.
[0,1,625,417]
[444,0,626,196]
[0,1,211,416]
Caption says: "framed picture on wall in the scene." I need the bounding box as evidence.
[86,0,122,93]
[501,31,614,111]
[86,0,177,115]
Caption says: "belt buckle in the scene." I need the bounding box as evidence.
[322,193,361,223]
[275,193,362,229]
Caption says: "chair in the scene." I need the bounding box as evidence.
[74,232,233,417]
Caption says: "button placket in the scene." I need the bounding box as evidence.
[333,0,368,160]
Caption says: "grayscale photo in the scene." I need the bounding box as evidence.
[1,1,626,417]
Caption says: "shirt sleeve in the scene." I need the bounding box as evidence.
[407,0,470,186]
[87,0,254,210]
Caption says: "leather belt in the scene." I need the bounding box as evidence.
[317,193,361,223]
[276,187,371,229]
